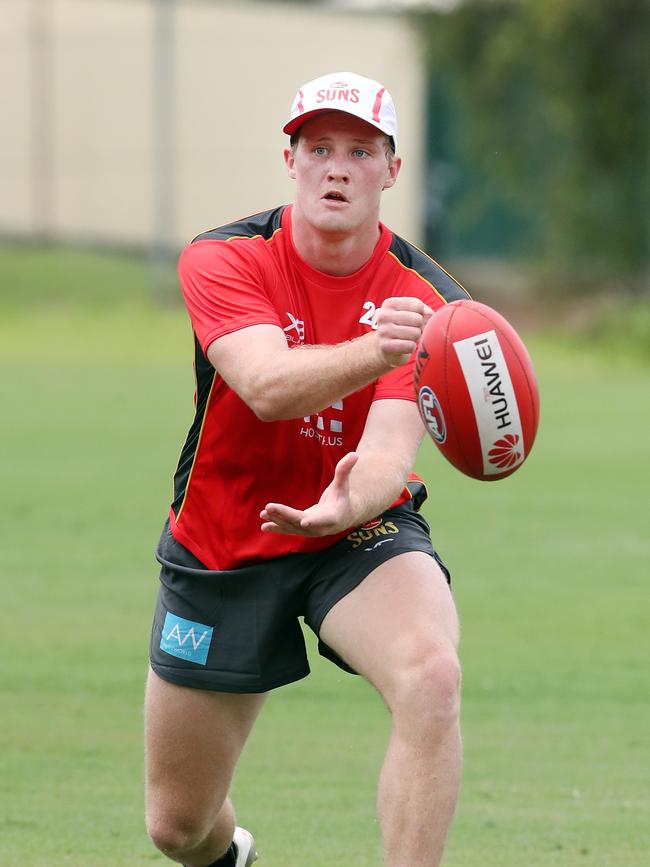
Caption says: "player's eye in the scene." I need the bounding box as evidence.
[313,146,328,156]
[353,149,369,158]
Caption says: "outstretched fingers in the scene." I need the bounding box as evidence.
[260,452,360,537]
[260,503,306,534]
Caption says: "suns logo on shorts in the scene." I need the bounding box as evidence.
[347,519,399,549]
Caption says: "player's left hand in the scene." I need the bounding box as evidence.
[260,452,359,537]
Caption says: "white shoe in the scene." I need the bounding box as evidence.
[233,826,258,867]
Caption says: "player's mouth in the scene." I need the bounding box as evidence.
[321,190,349,205]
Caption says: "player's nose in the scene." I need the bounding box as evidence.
[326,153,350,182]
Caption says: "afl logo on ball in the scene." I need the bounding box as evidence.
[418,386,446,444]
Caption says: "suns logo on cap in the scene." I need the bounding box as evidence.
[316,86,361,104]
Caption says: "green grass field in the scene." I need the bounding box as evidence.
[1,246,648,866]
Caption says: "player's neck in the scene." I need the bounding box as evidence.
[290,210,381,276]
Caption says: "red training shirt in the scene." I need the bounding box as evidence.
[169,205,469,570]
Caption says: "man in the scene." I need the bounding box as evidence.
[145,72,469,867]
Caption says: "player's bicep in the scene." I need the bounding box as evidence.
[206,324,289,409]
[356,399,425,470]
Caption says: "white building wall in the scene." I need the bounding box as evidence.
[1,0,33,234]
[0,0,426,248]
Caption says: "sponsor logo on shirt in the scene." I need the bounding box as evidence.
[300,400,344,447]
[283,312,305,345]
[159,612,213,666]
[347,518,400,550]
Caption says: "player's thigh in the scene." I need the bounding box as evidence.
[318,551,460,700]
[145,668,266,819]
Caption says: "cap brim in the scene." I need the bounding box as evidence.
[283,108,335,136]
[283,108,393,144]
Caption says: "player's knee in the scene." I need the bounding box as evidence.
[146,808,208,858]
[391,647,461,731]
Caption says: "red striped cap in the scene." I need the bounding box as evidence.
[283,72,398,149]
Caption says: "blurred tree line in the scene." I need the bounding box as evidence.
[420,0,649,294]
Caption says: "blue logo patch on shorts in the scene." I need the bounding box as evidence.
[160,612,213,666]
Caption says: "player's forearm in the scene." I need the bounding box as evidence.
[208,298,430,421]
[247,332,391,421]
[345,449,412,528]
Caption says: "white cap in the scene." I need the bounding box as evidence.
[283,72,398,150]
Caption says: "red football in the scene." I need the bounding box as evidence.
[414,300,540,481]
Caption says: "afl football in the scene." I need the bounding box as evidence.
[414,300,540,481]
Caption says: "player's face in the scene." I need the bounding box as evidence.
[284,112,401,237]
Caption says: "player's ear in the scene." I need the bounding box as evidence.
[382,156,401,191]
[284,147,297,179]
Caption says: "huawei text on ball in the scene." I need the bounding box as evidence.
[473,337,512,431]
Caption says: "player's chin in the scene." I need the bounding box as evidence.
[311,208,355,235]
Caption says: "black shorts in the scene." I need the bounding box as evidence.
[149,489,450,693]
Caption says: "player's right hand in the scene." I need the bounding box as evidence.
[374,297,434,368]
